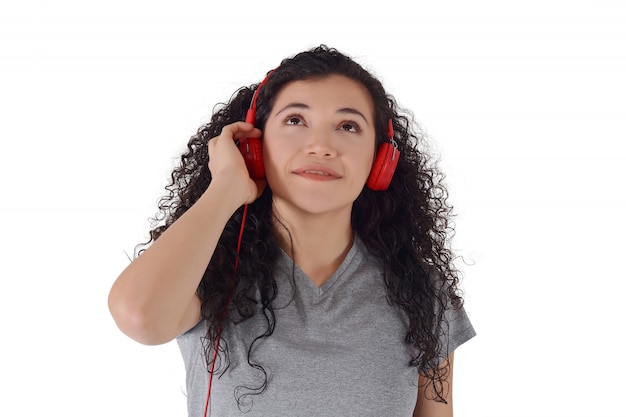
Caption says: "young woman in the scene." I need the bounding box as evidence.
[108,45,475,416]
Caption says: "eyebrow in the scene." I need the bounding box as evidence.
[274,102,370,125]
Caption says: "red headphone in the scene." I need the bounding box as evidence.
[237,72,399,191]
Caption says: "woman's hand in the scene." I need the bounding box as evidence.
[208,122,266,206]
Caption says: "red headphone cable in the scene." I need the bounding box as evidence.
[203,203,249,417]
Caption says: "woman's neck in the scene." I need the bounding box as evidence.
[272,207,354,288]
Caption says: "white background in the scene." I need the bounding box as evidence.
[1,0,625,416]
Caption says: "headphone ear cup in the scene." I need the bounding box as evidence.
[366,142,399,191]
[238,137,265,180]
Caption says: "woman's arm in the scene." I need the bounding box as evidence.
[107,122,264,345]
[413,352,454,417]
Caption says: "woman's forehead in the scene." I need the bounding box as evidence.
[271,75,375,120]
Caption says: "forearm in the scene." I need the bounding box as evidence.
[108,180,242,345]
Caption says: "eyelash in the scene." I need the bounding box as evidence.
[282,114,361,133]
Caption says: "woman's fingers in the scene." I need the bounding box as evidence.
[207,122,266,205]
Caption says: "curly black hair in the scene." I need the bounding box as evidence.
[140,45,463,404]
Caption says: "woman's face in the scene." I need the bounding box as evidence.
[262,74,376,219]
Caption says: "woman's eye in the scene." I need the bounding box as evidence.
[340,122,360,133]
[285,115,303,125]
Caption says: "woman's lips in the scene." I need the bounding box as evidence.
[293,166,342,181]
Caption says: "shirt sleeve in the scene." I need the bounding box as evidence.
[442,303,476,358]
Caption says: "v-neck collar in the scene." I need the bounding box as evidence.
[276,237,360,296]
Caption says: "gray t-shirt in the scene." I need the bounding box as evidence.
[177,238,475,416]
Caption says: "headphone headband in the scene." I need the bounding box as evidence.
[245,70,275,124]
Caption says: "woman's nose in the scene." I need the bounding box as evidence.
[306,128,337,158]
